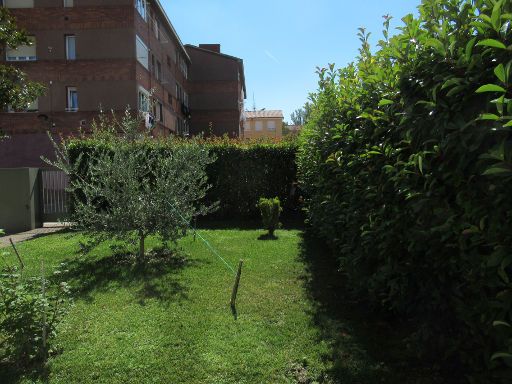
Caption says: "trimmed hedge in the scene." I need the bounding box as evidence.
[67,138,298,219]
[204,141,298,218]
[298,0,512,382]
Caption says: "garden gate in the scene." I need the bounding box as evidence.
[39,169,70,222]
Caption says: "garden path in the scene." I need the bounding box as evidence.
[0,224,69,247]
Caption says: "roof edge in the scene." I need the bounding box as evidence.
[152,0,191,63]
[185,44,246,98]
[245,110,284,118]
[184,44,242,62]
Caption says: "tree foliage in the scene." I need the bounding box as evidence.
[0,8,44,110]
[298,0,512,381]
[47,113,216,261]
[290,103,312,126]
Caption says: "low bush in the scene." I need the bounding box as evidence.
[257,197,282,236]
[298,0,512,381]
[0,264,72,366]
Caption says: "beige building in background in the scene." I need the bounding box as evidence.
[243,110,283,139]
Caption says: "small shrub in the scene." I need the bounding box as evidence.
[0,264,72,365]
[257,197,282,236]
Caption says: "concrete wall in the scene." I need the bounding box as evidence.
[0,168,41,234]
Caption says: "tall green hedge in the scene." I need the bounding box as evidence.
[298,0,512,381]
[67,139,298,219]
[204,141,298,218]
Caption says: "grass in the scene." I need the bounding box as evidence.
[0,224,444,383]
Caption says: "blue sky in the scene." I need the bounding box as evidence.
[162,0,421,122]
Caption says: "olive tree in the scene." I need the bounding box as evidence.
[47,113,216,261]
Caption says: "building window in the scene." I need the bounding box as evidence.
[135,0,147,21]
[66,87,78,112]
[63,0,73,6]
[176,83,183,102]
[156,61,162,81]
[135,35,149,70]
[3,0,34,7]
[255,121,263,131]
[179,57,188,79]
[138,87,150,112]
[176,118,189,136]
[153,18,160,40]
[65,35,76,60]
[184,92,189,107]
[153,101,163,123]
[267,120,276,131]
[6,36,36,61]
[166,55,171,68]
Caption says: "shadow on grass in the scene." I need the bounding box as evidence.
[57,247,208,306]
[298,233,448,384]
[0,246,205,384]
[257,233,279,241]
[196,215,305,231]
[0,361,50,384]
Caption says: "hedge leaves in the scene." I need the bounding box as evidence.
[298,0,512,381]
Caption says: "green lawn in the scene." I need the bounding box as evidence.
[0,225,441,384]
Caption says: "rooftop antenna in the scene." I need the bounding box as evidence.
[252,92,256,112]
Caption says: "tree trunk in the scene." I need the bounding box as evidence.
[138,230,145,262]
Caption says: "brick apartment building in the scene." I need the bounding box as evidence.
[0,0,246,168]
[185,44,246,138]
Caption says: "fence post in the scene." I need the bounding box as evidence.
[230,260,243,310]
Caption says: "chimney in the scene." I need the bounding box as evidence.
[199,44,221,53]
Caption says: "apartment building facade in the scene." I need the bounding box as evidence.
[185,44,246,138]
[243,110,284,139]
[0,0,191,168]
